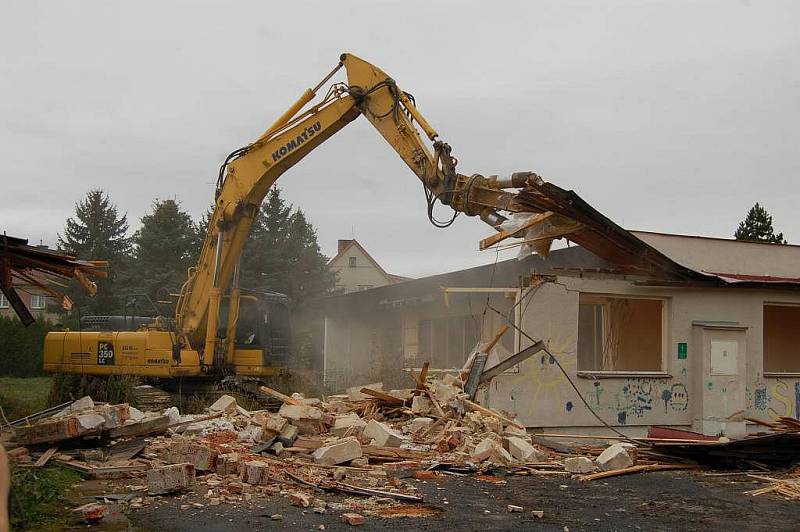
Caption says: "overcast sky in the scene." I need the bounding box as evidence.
[2,1,798,278]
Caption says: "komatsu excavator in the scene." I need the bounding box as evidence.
[43,53,532,390]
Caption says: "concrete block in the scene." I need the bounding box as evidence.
[505,437,546,462]
[347,383,382,401]
[471,437,513,464]
[263,413,289,435]
[331,413,366,436]
[362,419,403,447]
[216,453,240,476]
[278,423,299,446]
[411,396,432,415]
[147,463,195,495]
[209,394,238,414]
[278,403,322,421]
[166,441,218,471]
[596,442,635,471]
[240,460,268,485]
[312,437,362,466]
[564,456,595,474]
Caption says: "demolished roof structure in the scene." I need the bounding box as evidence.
[0,234,108,325]
[494,176,800,289]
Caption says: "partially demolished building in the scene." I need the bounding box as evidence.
[322,181,800,438]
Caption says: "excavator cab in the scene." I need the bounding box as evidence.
[218,289,291,374]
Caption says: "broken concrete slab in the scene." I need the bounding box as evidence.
[209,394,238,414]
[564,456,595,474]
[363,419,403,447]
[596,442,635,471]
[331,413,366,437]
[472,437,514,464]
[278,403,322,422]
[312,437,362,466]
[147,463,195,495]
[262,413,289,436]
[505,436,546,462]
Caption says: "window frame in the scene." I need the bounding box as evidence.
[576,293,670,378]
[0,292,8,309]
[348,256,357,268]
[30,294,46,310]
[762,302,800,377]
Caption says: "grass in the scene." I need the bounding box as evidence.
[9,465,83,531]
[0,376,52,421]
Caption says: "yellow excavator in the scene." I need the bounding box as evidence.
[43,53,531,391]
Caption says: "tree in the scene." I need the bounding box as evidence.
[239,187,335,307]
[734,203,787,244]
[133,198,200,305]
[58,190,133,315]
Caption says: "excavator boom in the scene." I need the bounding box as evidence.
[175,53,525,366]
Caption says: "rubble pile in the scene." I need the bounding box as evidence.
[1,361,718,524]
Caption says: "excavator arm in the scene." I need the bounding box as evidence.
[175,53,530,366]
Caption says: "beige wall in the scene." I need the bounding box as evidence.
[486,275,800,436]
[330,245,393,294]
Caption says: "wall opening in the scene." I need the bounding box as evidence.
[578,294,664,372]
[763,304,800,373]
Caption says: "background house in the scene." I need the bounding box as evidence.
[328,239,410,294]
[321,219,800,438]
[0,277,57,322]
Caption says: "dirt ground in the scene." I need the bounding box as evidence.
[72,470,800,531]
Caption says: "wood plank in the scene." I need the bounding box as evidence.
[259,386,303,406]
[34,447,58,467]
[359,388,405,405]
[479,211,554,250]
[578,463,700,481]
[416,362,430,389]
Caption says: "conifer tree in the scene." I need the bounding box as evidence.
[58,190,132,314]
[734,203,787,244]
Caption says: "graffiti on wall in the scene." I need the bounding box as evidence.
[523,334,577,416]
[768,379,793,419]
[605,379,690,425]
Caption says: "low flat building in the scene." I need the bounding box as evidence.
[321,184,800,438]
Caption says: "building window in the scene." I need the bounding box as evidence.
[349,257,357,268]
[763,304,800,373]
[30,294,46,310]
[0,293,8,308]
[417,315,481,369]
[578,295,664,372]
